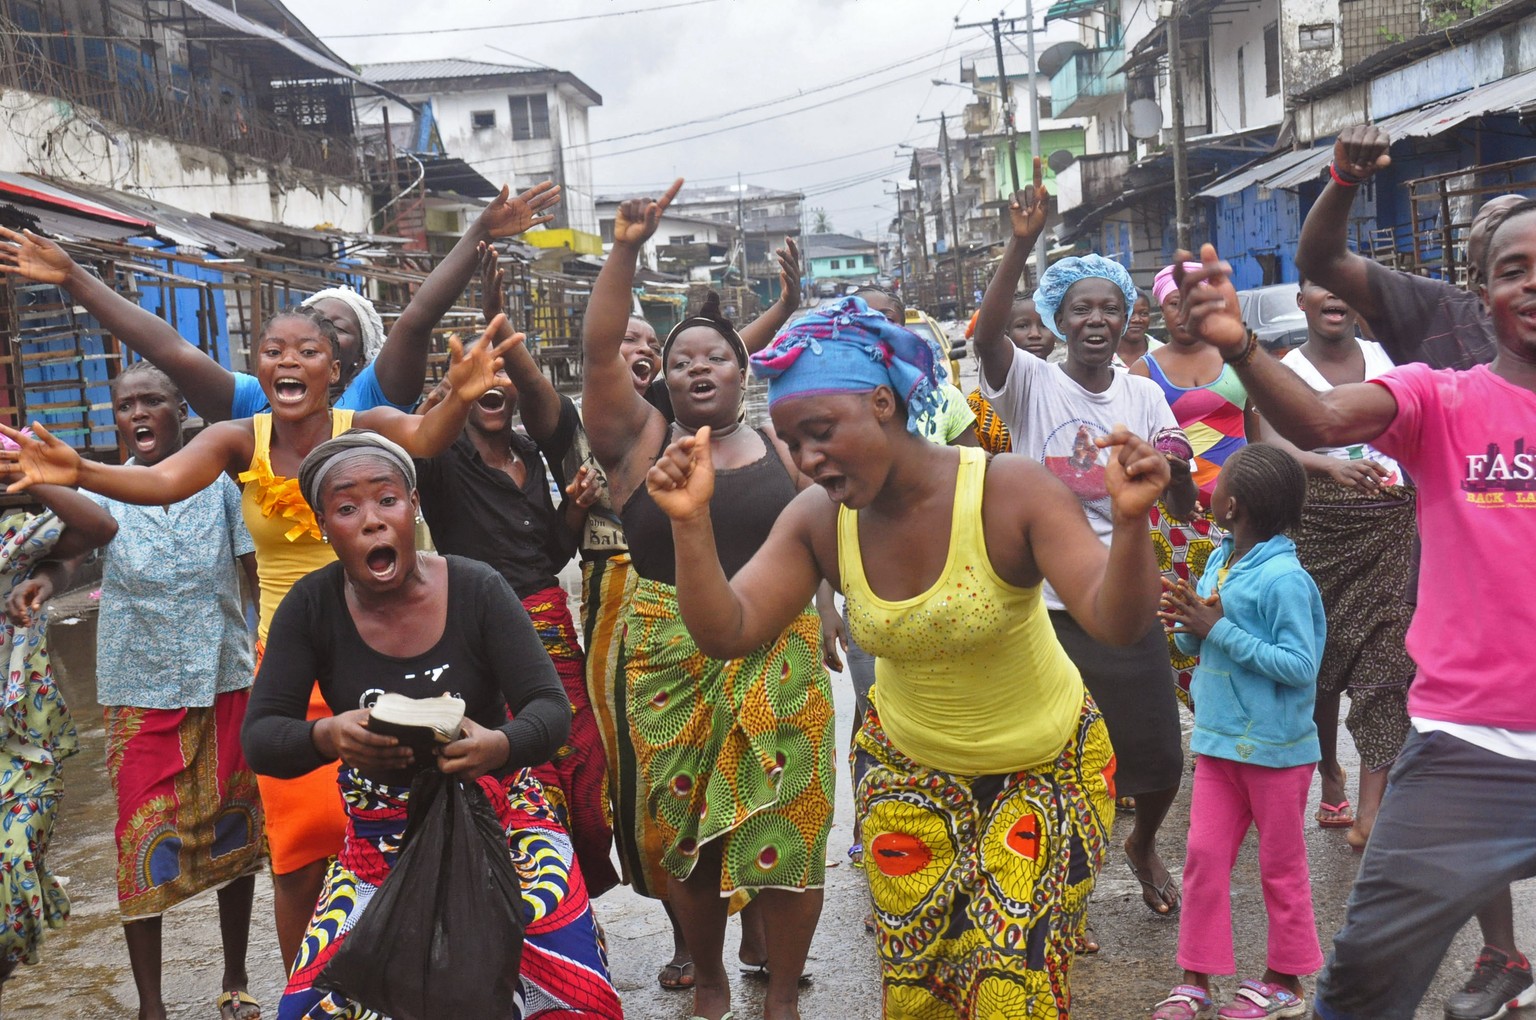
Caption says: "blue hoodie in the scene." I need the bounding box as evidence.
[1174,533,1325,769]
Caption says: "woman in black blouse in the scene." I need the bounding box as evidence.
[242,430,622,1019]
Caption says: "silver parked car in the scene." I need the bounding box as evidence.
[1237,283,1308,351]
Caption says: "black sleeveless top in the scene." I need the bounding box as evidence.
[621,427,798,585]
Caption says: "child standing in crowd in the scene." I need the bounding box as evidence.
[1154,444,1326,1020]
[0,448,118,1010]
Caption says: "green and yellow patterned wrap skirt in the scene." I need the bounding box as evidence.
[622,577,834,894]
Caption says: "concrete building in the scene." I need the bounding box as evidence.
[0,0,399,231]
[804,233,879,287]
[359,59,603,248]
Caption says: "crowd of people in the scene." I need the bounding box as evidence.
[0,119,1525,1020]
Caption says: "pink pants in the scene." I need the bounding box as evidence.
[1178,754,1324,977]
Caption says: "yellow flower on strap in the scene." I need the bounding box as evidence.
[238,457,321,542]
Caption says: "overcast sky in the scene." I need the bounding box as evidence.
[285,0,1074,237]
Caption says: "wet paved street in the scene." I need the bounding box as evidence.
[14,583,1534,1019]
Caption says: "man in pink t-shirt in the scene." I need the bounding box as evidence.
[1173,205,1536,1020]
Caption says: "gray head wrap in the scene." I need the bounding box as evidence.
[298,429,417,511]
[300,286,386,364]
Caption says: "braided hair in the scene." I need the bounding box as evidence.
[110,359,181,403]
[256,307,341,358]
[1218,444,1307,538]
[854,284,906,321]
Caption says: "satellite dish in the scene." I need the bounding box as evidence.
[1127,98,1164,140]
[1047,149,1076,174]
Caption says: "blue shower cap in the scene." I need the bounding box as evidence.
[1031,254,1139,340]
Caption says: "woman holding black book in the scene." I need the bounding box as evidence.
[241,430,622,1019]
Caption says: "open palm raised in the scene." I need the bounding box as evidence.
[478,180,563,238]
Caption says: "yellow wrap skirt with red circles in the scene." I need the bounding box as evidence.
[853,693,1113,1019]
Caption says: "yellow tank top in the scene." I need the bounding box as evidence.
[838,446,1085,774]
[240,410,355,642]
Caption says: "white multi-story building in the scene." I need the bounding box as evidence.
[359,59,603,246]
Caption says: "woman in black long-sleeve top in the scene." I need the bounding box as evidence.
[241,430,622,1020]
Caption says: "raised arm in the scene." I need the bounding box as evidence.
[477,242,564,443]
[975,158,1049,391]
[357,316,520,457]
[1294,125,1393,326]
[647,429,828,659]
[740,237,802,354]
[371,182,560,406]
[1027,428,1169,645]
[1178,245,1399,449]
[0,227,238,420]
[0,420,246,505]
[581,181,682,468]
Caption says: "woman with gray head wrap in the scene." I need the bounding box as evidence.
[298,429,417,515]
[971,162,1201,932]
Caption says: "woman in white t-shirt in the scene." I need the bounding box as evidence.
[1258,278,1417,851]
[972,164,1201,926]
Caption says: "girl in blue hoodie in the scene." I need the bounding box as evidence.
[1151,444,1327,1020]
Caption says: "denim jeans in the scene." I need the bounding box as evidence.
[1313,729,1536,1019]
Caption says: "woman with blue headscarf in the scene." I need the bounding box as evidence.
[971,165,1199,925]
[644,293,1171,1019]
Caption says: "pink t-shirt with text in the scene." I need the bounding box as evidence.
[1370,363,1536,730]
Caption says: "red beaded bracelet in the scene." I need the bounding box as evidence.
[1329,161,1363,188]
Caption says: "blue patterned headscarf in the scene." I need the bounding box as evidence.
[1032,254,1139,340]
[749,296,942,437]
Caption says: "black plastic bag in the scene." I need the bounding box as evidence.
[317,770,526,1019]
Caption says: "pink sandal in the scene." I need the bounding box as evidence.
[1216,979,1307,1019]
[1152,984,1214,1019]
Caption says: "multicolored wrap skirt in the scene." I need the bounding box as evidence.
[106,690,264,919]
[1292,479,1417,770]
[622,577,835,894]
[852,694,1113,1019]
[1149,499,1222,709]
[520,585,619,898]
[277,767,622,1020]
[579,553,667,897]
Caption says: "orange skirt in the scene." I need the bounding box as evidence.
[254,642,346,875]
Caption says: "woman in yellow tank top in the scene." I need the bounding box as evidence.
[644,296,1171,1020]
[1,308,521,971]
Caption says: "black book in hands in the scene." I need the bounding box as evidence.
[365,693,466,782]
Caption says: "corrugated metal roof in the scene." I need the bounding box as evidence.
[0,200,144,244]
[26,178,282,256]
[361,59,542,83]
[177,0,411,104]
[1198,66,1536,197]
[0,172,151,228]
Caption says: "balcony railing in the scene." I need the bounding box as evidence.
[1050,44,1125,119]
[0,21,362,181]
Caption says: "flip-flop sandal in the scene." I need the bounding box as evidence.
[1316,800,1355,829]
[658,960,695,990]
[1116,795,1137,814]
[216,990,262,1020]
[739,963,814,986]
[1126,853,1180,915]
[1074,924,1101,955]
[689,1014,735,1020]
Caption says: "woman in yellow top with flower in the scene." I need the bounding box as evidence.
[0,308,520,972]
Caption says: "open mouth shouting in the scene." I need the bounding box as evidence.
[1319,300,1351,325]
[631,358,654,384]
[131,425,158,455]
[272,377,308,404]
[477,390,507,412]
[687,378,718,401]
[365,543,400,582]
[815,472,849,503]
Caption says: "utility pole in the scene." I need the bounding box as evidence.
[960,10,1049,275]
[919,111,967,317]
[736,171,747,298]
[1168,2,1192,251]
